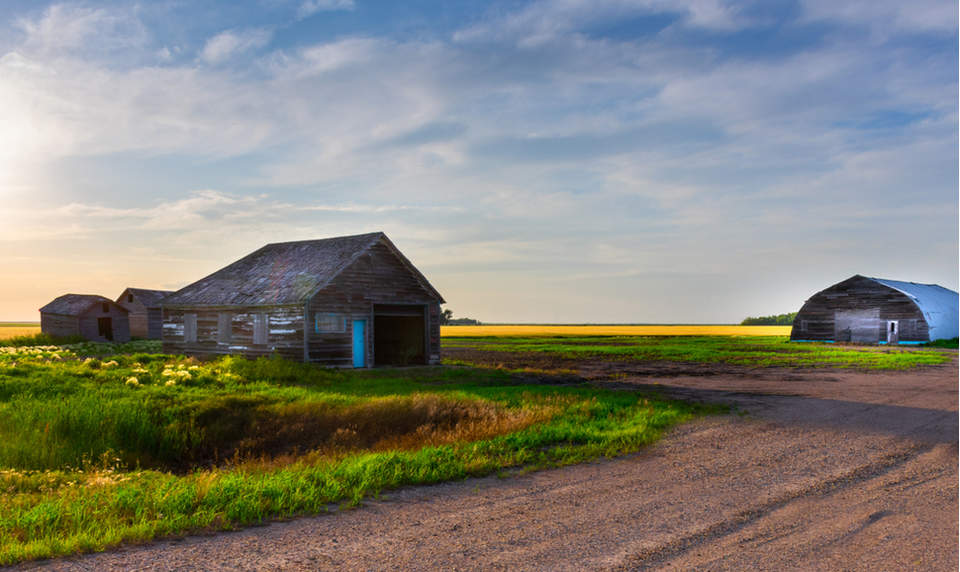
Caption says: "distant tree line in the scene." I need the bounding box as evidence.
[440,308,481,326]
[740,312,797,326]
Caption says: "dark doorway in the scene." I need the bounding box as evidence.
[97,317,114,341]
[373,305,425,365]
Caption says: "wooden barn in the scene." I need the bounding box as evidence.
[161,232,444,366]
[791,275,959,344]
[116,288,173,339]
[39,294,131,343]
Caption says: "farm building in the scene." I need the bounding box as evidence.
[39,294,131,343]
[791,275,959,344]
[161,232,444,366]
[116,288,173,340]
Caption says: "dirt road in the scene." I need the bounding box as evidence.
[26,357,958,570]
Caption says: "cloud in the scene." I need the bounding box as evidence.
[453,0,746,45]
[200,28,272,65]
[297,0,356,19]
[14,3,147,55]
[800,0,958,34]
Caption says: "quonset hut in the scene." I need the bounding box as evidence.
[39,294,131,343]
[116,288,173,340]
[161,232,444,366]
[791,275,959,344]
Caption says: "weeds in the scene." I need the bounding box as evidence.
[0,346,705,564]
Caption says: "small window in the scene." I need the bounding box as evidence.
[218,313,232,343]
[253,313,268,345]
[102,302,109,313]
[800,320,808,332]
[315,313,345,333]
[184,313,198,343]
[128,294,134,303]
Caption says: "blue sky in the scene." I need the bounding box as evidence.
[0,0,956,322]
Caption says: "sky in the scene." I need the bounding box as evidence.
[0,0,957,323]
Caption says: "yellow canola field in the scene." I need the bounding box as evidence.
[0,326,40,340]
[441,325,792,337]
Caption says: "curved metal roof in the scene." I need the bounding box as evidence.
[868,277,959,341]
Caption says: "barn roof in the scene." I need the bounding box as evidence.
[118,288,174,308]
[40,294,127,316]
[866,276,959,341]
[162,232,444,307]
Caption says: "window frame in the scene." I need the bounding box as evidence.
[184,313,198,343]
[314,313,346,334]
[217,312,232,344]
[253,313,268,345]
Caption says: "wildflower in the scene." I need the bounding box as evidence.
[132,367,148,373]
[188,365,200,371]
[164,380,176,387]
[103,360,119,368]
[125,377,140,387]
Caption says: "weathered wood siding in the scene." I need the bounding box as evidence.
[40,313,80,338]
[162,305,304,360]
[117,296,149,338]
[306,242,442,366]
[791,276,929,343]
[146,307,163,340]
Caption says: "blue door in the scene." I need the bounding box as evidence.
[352,319,366,368]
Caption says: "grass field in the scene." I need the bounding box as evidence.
[443,335,953,369]
[0,339,706,564]
[441,325,792,336]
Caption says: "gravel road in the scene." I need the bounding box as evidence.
[22,357,958,571]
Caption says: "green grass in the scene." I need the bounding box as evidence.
[0,343,707,564]
[442,335,953,369]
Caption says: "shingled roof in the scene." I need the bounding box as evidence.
[119,288,174,308]
[40,294,127,316]
[162,232,443,307]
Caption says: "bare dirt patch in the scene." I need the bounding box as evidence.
[23,356,958,571]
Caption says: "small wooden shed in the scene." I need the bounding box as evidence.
[161,232,444,366]
[791,275,959,344]
[116,288,173,339]
[39,294,131,343]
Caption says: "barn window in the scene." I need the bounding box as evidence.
[254,313,268,345]
[102,302,109,313]
[184,314,198,343]
[800,320,808,332]
[128,294,134,303]
[315,313,345,334]
[217,313,232,343]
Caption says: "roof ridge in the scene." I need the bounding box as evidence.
[264,231,384,248]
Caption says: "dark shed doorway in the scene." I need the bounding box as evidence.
[97,317,114,341]
[373,304,426,365]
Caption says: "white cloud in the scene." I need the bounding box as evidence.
[200,28,272,65]
[15,3,147,55]
[298,0,356,19]
[800,0,958,34]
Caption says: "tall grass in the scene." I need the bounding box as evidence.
[0,346,706,563]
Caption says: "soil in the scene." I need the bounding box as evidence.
[22,352,958,571]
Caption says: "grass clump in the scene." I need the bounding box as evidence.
[0,345,705,564]
[442,335,952,369]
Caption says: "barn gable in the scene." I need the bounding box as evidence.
[117,288,174,339]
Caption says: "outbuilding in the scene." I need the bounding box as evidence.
[39,294,131,343]
[161,232,444,366]
[116,288,173,339]
[791,275,959,344]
